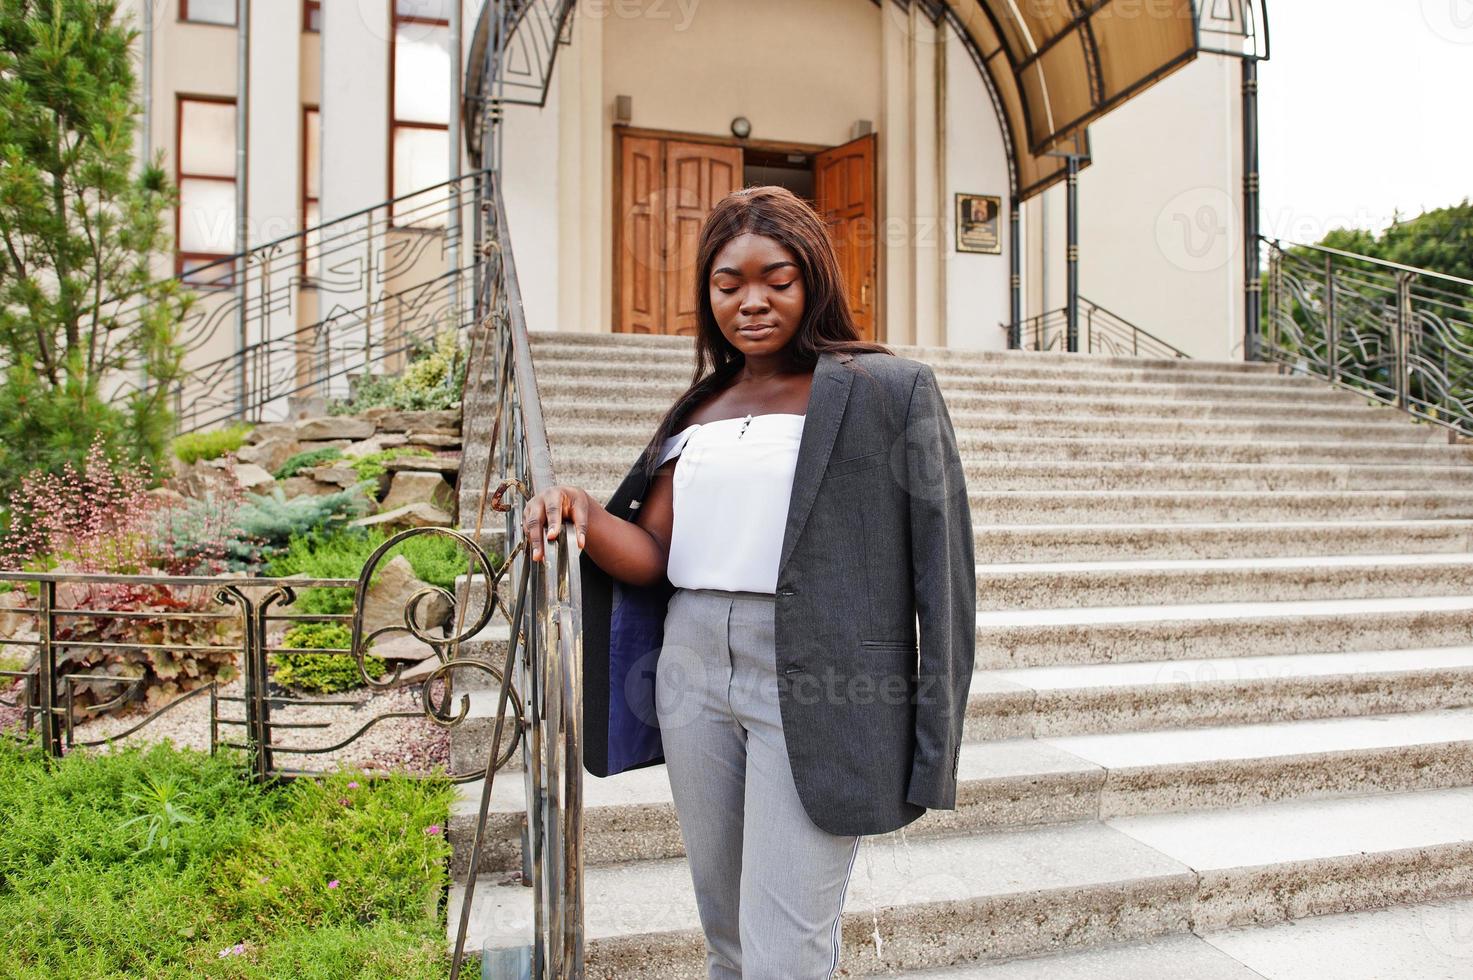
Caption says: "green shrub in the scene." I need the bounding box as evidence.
[330,330,467,415]
[232,488,369,565]
[272,623,385,693]
[273,446,344,480]
[171,424,254,465]
[349,447,434,487]
[264,528,483,615]
[0,740,454,977]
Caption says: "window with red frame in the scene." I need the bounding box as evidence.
[304,0,321,32]
[181,0,236,26]
[175,95,237,287]
[390,0,454,227]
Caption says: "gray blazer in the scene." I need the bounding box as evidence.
[580,348,976,836]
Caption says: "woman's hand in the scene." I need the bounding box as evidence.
[522,485,591,562]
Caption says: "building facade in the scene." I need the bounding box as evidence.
[122,0,1260,426]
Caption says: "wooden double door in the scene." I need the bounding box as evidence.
[616,129,877,341]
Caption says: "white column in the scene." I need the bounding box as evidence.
[878,4,915,346]
[318,0,391,398]
[246,2,302,420]
[560,6,604,335]
[911,11,943,349]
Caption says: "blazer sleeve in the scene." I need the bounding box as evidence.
[902,362,976,810]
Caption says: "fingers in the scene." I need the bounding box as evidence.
[526,488,587,563]
[524,494,546,562]
[571,490,588,550]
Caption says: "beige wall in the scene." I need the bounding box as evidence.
[1027,51,1245,360]
[124,0,1244,370]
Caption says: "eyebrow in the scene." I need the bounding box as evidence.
[712,260,797,276]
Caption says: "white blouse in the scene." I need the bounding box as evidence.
[654,412,806,594]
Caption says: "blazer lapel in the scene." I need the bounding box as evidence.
[778,349,854,577]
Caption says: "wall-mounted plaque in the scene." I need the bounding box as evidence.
[955,193,1002,254]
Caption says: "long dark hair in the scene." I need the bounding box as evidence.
[635,185,894,479]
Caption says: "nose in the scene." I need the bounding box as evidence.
[739,284,771,314]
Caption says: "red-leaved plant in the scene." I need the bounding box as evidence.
[0,437,246,718]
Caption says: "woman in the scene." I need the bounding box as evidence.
[523,185,976,979]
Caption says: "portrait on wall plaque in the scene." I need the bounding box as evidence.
[955,193,1002,254]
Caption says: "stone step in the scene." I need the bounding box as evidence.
[533,390,1413,428]
[525,430,1473,468]
[456,551,1473,613]
[974,519,1473,561]
[975,552,1473,609]
[526,372,1374,411]
[461,484,1473,529]
[974,593,1473,668]
[902,896,1473,978]
[524,330,1286,377]
[492,359,1334,401]
[543,457,1473,493]
[976,645,1473,737]
[445,642,1473,785]
[448,706,1473,878]
[457,418,1455,494]
[449,786,1473,975]
[471,518,1473,565]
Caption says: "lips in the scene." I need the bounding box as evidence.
[739,323,776,336]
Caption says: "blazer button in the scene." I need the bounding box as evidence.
[783,664,803,674]
[777,588,796,597]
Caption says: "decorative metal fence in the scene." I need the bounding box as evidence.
[0,531,517,786]
[99,172,485,434]
[1008,296,1192,358]
[1259,236,1473,435]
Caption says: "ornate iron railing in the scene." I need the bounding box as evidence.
[448,2,584,977]
[1258,236,1473,435]
[1008,296,1191,359]
[113,172,485,434]
[0,559,518,784]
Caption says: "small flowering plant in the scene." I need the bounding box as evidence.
[0,437,250,716]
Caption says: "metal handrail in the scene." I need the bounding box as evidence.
[447,3,585,976]
[1008,295,1192,359]
[1257,235,1473,435]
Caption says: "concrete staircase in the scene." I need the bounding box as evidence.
[448,331,1473,977]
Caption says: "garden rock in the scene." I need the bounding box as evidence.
[296,416,375,441]
[246,422,296,445]
[372,634,440,664]
[236,436,300,474]
[341,433,409,459]
[0,591,37,646]
[384,455,460,477]
[405,430,461,448]
[230,463,277,494]
[380,471,455,513]
[308,465,362,489]
[364,556,451,636]
[279,476,344,499]
[173,459,240,500]
[353,502,453,531]
[376,409,461,433]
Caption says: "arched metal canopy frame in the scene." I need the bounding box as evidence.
[919,0,1265,203]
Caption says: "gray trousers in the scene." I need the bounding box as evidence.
[655,586,863,980]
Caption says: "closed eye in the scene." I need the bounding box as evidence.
[717,282,795,294]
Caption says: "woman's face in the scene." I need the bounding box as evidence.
[708,232,806,357]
